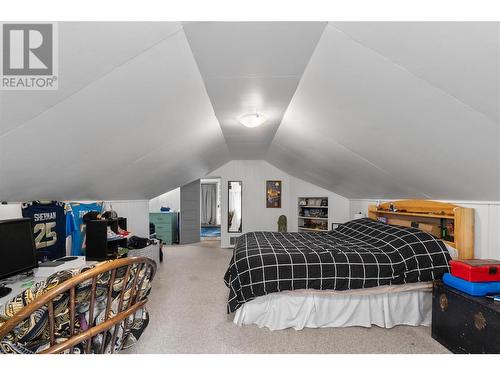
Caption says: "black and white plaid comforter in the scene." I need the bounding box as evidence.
[224,218,451,312]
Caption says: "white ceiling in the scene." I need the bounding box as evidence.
[0,22,498,201]
[268,22,500,200]
[0,22,183,135]
[0,22,230,201]
[332,22,500,124]
[183,22,326,159]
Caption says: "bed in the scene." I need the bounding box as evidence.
[224,200,474,330]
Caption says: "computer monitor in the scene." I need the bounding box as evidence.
[0,218,38,298]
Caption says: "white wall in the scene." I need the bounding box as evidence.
[0,204,23,220]
[109,200,149,237]
[350,199,500,260]
[149,188,180,213]
[209,160,350,247]
[0,200,150,253]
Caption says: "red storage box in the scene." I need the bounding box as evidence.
[449,259,500,282]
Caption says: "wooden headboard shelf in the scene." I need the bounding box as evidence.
[368,200,474,259]
[370,210,454,220]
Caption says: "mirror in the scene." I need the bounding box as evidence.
[228,181,242,233]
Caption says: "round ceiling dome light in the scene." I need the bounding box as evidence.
[239,113,266,128]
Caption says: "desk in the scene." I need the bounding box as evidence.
[0,248,159,307]
[0,257,94,307]
[0,274,45,306]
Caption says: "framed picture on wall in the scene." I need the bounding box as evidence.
[266,180,282,208]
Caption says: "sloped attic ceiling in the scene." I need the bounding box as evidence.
[183,22,326,159]
[0,22,230,201]
[1,22,498,202]
[267,22,500,200]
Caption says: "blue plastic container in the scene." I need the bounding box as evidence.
[443,273,500,296]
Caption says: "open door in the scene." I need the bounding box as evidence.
[200,178,221,240]
[179,179,200,244]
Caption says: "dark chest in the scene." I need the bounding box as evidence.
[432,281,500,354]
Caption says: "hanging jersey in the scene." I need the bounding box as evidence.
[21,201,73,261]
[69,202,103,256]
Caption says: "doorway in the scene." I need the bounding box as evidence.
[200,178,221,240]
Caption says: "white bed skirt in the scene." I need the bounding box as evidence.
[233,287,432,330]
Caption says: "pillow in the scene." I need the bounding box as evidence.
[445,243,459,259]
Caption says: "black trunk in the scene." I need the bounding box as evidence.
[432,281,500,354]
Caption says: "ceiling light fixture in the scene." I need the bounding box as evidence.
[239,112,266,128]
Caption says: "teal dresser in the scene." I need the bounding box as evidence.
[149,212,177,245]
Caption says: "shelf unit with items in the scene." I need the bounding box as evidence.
[298,197,329,232]
[367,200,474,260]
[86,217,129,261]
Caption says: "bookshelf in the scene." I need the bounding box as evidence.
[298,197,329,232]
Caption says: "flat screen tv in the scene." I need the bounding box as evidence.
[0,218,38,298]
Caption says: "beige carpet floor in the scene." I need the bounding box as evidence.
[124,241,449,354]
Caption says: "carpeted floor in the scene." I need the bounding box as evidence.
[124,241,449,354]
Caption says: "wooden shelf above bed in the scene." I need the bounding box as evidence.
[367,200,474,260]
[369,210,454,220]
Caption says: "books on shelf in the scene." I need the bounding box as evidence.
[298,197,329,232]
